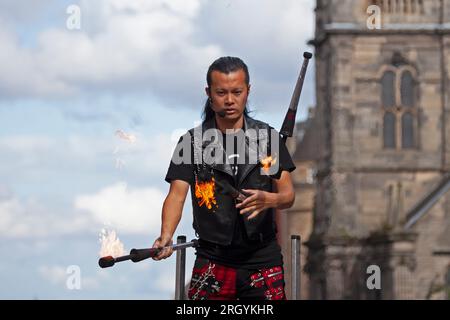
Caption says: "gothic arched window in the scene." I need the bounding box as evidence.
[380,66,418,149]
[384,112,396,148]
[402,113,414,148]
[382,71,395,108]
[401,71,415,107]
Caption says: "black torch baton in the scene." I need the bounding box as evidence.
[198,170,249,202]
[214,178,248,202]
[280,51,312,142]
[98,239,199,268]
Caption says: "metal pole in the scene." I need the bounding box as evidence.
[175,235,187,300]
[291,235,301,300]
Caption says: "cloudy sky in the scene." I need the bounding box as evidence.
[0,0,315,299]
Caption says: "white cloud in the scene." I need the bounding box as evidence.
[0,181,167,238]
[0,0,315,109]
[75,182,165,234]
[0,131,177,180]
[38,265,68,286]
[0,0,221,102]
[0,183,166,239]
[0,130,177,238]
[0,194,94,238]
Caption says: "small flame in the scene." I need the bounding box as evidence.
[99,229,125,258]
[261,155,277,173]
[115,129,137,144]
[195,178,217,210]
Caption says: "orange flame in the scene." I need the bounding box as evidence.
[261,155,277,173]
[195,178,217,210]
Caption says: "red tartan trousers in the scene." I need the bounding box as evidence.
[188,257,286,300]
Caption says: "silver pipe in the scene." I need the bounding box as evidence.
[175,235,187,300]
[172,240,197,251]
[291,235,301,300]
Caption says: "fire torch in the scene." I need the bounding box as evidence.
[198,170,248,202]
[280,51,313,142]
[98,240,199,268]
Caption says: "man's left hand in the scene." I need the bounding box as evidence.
[235,189,275,220]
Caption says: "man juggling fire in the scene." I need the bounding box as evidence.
[152,56,310,300]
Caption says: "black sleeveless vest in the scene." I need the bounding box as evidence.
[187,116,277,246]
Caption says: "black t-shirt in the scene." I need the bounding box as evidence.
[165,120,296,269]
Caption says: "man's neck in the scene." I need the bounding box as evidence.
[214,114,244,133]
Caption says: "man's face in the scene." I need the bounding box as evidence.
[206,69,250,121]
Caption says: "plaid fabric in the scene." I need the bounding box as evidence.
[188,257,236,300]
[188,257,286,300]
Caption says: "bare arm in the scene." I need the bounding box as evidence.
[236,171,295,220]
[272,170,296,209]
[152,179,190,260]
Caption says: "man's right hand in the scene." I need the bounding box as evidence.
[151,236,174,261]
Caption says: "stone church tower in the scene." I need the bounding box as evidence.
[282,0,450,299]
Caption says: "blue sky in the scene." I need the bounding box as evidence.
[0,0,315,299]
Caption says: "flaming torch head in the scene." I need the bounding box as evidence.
[98,229,126,268]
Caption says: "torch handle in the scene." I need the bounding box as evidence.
[130,248,161,262]
[280,51,312,141]
[99,240,199,268]
[130,240,199,263]
[214,177,248,202]
[171,239,198,250]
